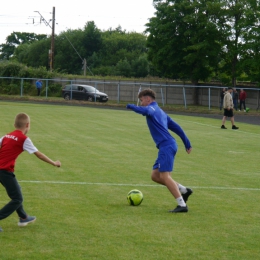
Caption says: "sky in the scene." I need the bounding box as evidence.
[0,0,156,45]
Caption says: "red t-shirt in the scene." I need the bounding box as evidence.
[0,130,38,172]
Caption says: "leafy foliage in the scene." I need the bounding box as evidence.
[146,0,260,85]
[217,0,260,86]
[2,6,260,85]
[0,32,47,60]
[0,61,22,77]
[1,22,149,77]
[0,61,54,79]
[146,0,222,84]
[131,54,150,78]
[115,58,132,77]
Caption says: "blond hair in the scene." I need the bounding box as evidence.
[14,113,30,129]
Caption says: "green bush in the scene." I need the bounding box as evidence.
[0,61,56,79]
[47,83,63,97]
[0,61,23,77]
[22,81,35,95]
[91,66,115,76]
[6,83,20,95]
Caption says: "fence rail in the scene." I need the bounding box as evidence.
[0,77,260,110]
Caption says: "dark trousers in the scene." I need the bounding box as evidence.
[233,100,238,111]
[219,99,224,110]
[0,170,27,220]
[37,88,41,96]
[240,100,246,110]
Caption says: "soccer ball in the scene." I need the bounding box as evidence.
[127,189,143,206]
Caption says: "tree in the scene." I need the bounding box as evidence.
[0,32,47,60]
[54,22,102,74]
[100,30,147,67]
[81,21,103,58]
[132,55,149,77]
[146,0,260,86]
[1,24,148,77]
[54,29,85,74]
[217,0,260,87]
[240,37,260,84]
[13,38,50,68]
[115,58,132,77]
[146,0,222,84]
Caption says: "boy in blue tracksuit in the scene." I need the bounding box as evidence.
[127,89,193,213]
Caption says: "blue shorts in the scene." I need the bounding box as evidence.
[153,144,177,172]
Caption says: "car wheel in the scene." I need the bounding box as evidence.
[88,96,93,102]
[64,94,70,100]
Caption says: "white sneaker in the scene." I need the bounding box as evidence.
[244,110,246,112]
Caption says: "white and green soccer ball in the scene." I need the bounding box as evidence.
[127,189,143,206]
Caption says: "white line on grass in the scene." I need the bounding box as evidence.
[19,180,260,191]
[176,118,260,136]
[175,119,218,129]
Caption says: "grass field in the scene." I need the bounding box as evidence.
[0,101,259,260]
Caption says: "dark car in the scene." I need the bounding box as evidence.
[62,84,108,102]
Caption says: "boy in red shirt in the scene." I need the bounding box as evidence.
[0,113,61,232]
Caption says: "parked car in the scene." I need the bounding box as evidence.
[62,84,108,102]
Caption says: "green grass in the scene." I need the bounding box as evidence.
[0,101,259,260]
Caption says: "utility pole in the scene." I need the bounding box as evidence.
[35,7,93,76]
[83,59,86,76]
[50,7,55,71]
[35,7,55,71]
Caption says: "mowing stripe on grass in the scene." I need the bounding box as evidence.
[19,180,260,191]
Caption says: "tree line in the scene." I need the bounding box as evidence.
[1,0,260,87]
[147,0,260,87]
[0,22,149,78]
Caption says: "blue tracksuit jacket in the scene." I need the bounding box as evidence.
[127,102,191,149]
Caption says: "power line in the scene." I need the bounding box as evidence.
[34,8,93,75]
[34,11,52,29]
[63,33,93,76]
[34,9,55,71]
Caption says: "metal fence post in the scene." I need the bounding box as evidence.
[136,84,141,106]
[70,80,73,100]
[208,87,211,110]
[160,88,164,106]
[20,78,23,97]
[257,90,260,111]
[95,82,97,102]
[46,80,48,98]
[183,86,187,109]
[117,83,120,104]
